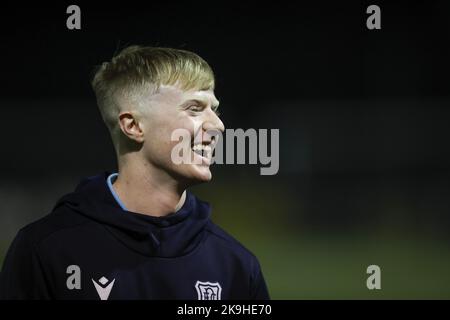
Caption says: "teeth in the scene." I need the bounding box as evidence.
[192,144,212,158]
[192,144,212,152]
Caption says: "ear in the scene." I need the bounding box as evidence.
[118,111,145,143]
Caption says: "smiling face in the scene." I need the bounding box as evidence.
[137,84,225,186]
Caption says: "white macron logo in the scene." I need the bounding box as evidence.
[92,276,115,300]
[195,281,222,300]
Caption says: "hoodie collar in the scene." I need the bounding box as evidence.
[106,173,127,211]
[54,172,211,258]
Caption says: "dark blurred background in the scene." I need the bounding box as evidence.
[1,1,450,298]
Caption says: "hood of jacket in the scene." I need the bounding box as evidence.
[52,172,212,258]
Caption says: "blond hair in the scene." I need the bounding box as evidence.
[91,45,215,145]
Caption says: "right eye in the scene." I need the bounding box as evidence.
[188,105,203,112]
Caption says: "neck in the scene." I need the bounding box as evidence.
[113,156,187,217]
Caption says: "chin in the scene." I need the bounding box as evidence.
[185,164,213,185]
[191,164,213,182]
[171,164,213,187]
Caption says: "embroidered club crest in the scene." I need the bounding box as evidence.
[195,281,222,300]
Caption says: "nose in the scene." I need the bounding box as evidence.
[202,108,224,144]
[202,108,225,133]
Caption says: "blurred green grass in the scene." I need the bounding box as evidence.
[1,176,450,299]
[244,233,450,299]
[194,178,450,299]
[2,233,450,299]
[1,231,450,299]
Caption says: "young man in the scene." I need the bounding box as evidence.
[0,46,269,300]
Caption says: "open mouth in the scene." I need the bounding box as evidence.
[191,143,213,159]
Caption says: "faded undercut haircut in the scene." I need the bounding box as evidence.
[91,45,215,146]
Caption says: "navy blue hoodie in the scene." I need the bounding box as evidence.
[0,172,269,300]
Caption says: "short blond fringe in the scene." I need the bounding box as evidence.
[91,45,215,138]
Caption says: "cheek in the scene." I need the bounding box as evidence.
[145,116,197,157]
[168,116,200,141]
